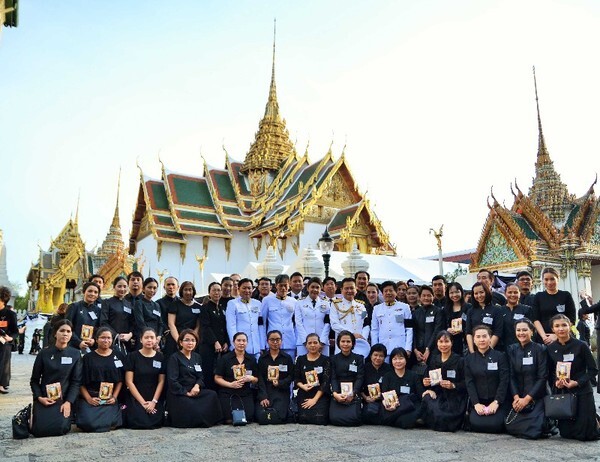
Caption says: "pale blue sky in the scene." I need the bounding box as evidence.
[2,1,600,293]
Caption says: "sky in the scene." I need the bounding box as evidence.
[1,0,600,294]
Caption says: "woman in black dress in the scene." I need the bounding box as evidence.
[100,276,135,353]
[464,325,509,433]
[412,285,445,371]
[466,283,502,353]
[164,281,201,359]
[532,268,577,345]
[0,286,17,394]
[125,327,166,429]
[214,331,259,424]
[77,326,124,432]
[135,278,164,349]
[29,319,82,437]
[295,333,330,425]
[166,328,222,427]
[66,282,102,352]
[361,343,391,424]
[421,331,467,432]
[329,330,364,427]
[199,281,228,390]
[505,318,547,439]
[256,329,295,424]
[499,283,531,350]
[380,347,424,428]
[546,314,600,441]
[444,282,470,356]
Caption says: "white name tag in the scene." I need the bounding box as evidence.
[425,316,435,323]
[61,356,73,365]
[400,386,410,394]
[556,305,565,313]
[447,370,456,378]
[153,310,161,317]
[153,360,162,369]
[89,312,98,320]
[246,370,253,376]
[378,377,383,383]
[563,354,574,362]
[315,366,323,374]
[114,360,123,368]
[487,362,498,371]
[482,316,493,325]
[514,314,524,320]
[349,364,358,372]
[522,357,534,366]
[123,307,132,314]
[194,364,202,372]
[191,308,200,314]
[279,365,288,372]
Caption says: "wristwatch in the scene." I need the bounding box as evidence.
[152,399,158,404]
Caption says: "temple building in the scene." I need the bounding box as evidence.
[470,71,600,297]
[27,183,134,313]
[129,39,395,286]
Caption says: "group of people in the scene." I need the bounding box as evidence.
[6,264,600,441]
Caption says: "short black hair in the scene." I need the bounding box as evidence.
[367,343,388,361]
[143,277,158,288]
[389,347,408,361]
[127,271,144,282]
[112,276,127,288]
[354,271,370,280]
[323,276,337,285]
[238,278,254,288]
[89,274,105,283]
[336,330,356,348]
[516,271,533,280]
[0,286,11,304]
[380,280,397,291]
[306,277,322,287]
[82,282,100,294]
[341,277,356,287]
[258,276,272,284]
[290,272,303,280]
[208,281,221,292]
[178,281,197,298]
[274,274,289,285]
[431,275,447,284]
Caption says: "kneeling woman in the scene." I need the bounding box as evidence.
[546,314,600,441]
[29,319,82,437]
[464,325,509,433]
[166,329,222,428]
[361,343,391,425]
[214,332,259,424]
[125,327,166,429]
[505,318,548,439]
[380,347,424,428]
[329,330,364,426]
[295,333,331,425]
[421,331,467,432]
[77,327,124,432]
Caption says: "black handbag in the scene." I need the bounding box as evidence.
[255,406,284,425]
[12,404,31,439]
[230,395,247,426]
[544,392,577,420]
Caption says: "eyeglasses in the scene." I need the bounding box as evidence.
[268,338,282,342]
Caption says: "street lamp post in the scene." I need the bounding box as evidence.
[318,228,334,278]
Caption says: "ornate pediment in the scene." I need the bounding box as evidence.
[478,224,519,267]
[318,173,355,207]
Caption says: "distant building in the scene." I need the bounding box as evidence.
[0,0,18,33]
[0,229,15,306]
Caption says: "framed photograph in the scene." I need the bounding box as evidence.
[267,365,279,381]
[340,382,353,396]
[429,368,442,386]
[367,383,381,399]
[81,325,94,341]
[99,382,114,400]
[451,318,462,332]
[556,361,571,380]
[305,370,319,386]
[232,364,247,380]
[382,390,399,410]
[46,382,62,401]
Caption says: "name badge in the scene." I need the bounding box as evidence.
[425,316,435,323]
[514,314,524,320]
[487,362,498,371]
[522,357,534,366]
[395,314,404,323]
[191,308,200,314]
[461,313,468,321]
[447,370,456,378]
[114,360,123,368]
[61,356,73,365]
[378,377,383,383]
[123,307,132,314]
[349,364,358,372]
[153,360,162,369]
[194,364,202,372]
[153,310,161,317]
[89,312,98,320]
[563,354,574,362]
[400,386,410,394]
[556,305,566,313]
[482,316,493,325]
[246,370,253,376]
[315,366,323,374]
[279,365,288,372]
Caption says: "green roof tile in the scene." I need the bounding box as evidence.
[211,171,236,201]
[171,176,214,208]
[178,209,220,224]
[148,182,169,211]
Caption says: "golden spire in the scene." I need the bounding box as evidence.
[97,170,125,258]
[241,19,296,176]
[111,167,121,229]
[74,190,80,227]
[533,66,551,167]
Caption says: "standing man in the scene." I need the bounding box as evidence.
[431,275,447,308]
[261,274,296,357]
[288,272,304,300]
[157,276,179,327]
[477,269,506,305]
[329,278,370,353]
[322,276,341,355]
[354,271,371,305]
[295,277,330,356]
[253,277,273,302]
[370,281,413,359]
[226,278,265,360]
[89,274,106,309]
[515,271,535,306]
[230,273,241,298]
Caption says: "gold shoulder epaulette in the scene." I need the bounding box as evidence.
[355,299,365,305]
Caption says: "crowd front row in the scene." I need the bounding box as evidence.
[27,315,600,441]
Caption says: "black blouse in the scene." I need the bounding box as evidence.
[30,345,82,403]
[546,338,597,395]
[531,290,576,333]
[464,348,509,405]
[167,351,205,396]
[0,306,18,339]
[81,350,125,396]
[362,361,392,396]
[381,369,423,398]
[330,352,365,395]
[100,296,134,335]
[199,299,228,346]
[126,350,166,400]
[66,300,101,349]
[412,304,445,352]
[424,352,466,393]
[214,351,258,397]
[465,304,502,338]
[294,354,331,397]
[157,295,177,326]
[257,351,295,402]
[506,341,547,400]
[135,298,164,339]
[498,304,532,349]
[168,299,201,333]
[444,303,471,355]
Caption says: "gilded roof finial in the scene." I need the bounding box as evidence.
[111,168,121,229]
[265,18,279,120]
[74,190,81,226]
[533,66,550,165]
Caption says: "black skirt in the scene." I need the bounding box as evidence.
[329,399,362,426]
[468,402,508,434]
[422,393,467,432]
[380,396,422,429]
[361,401,382,425]
[76,399,122,432]
[31,400,72,437]
[505,400,545,439]
[557,392,600,441]
[167,389,222,428]
[297,396,329,426]
[125,398,165,429]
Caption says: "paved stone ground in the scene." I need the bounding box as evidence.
[2,353,600,461]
